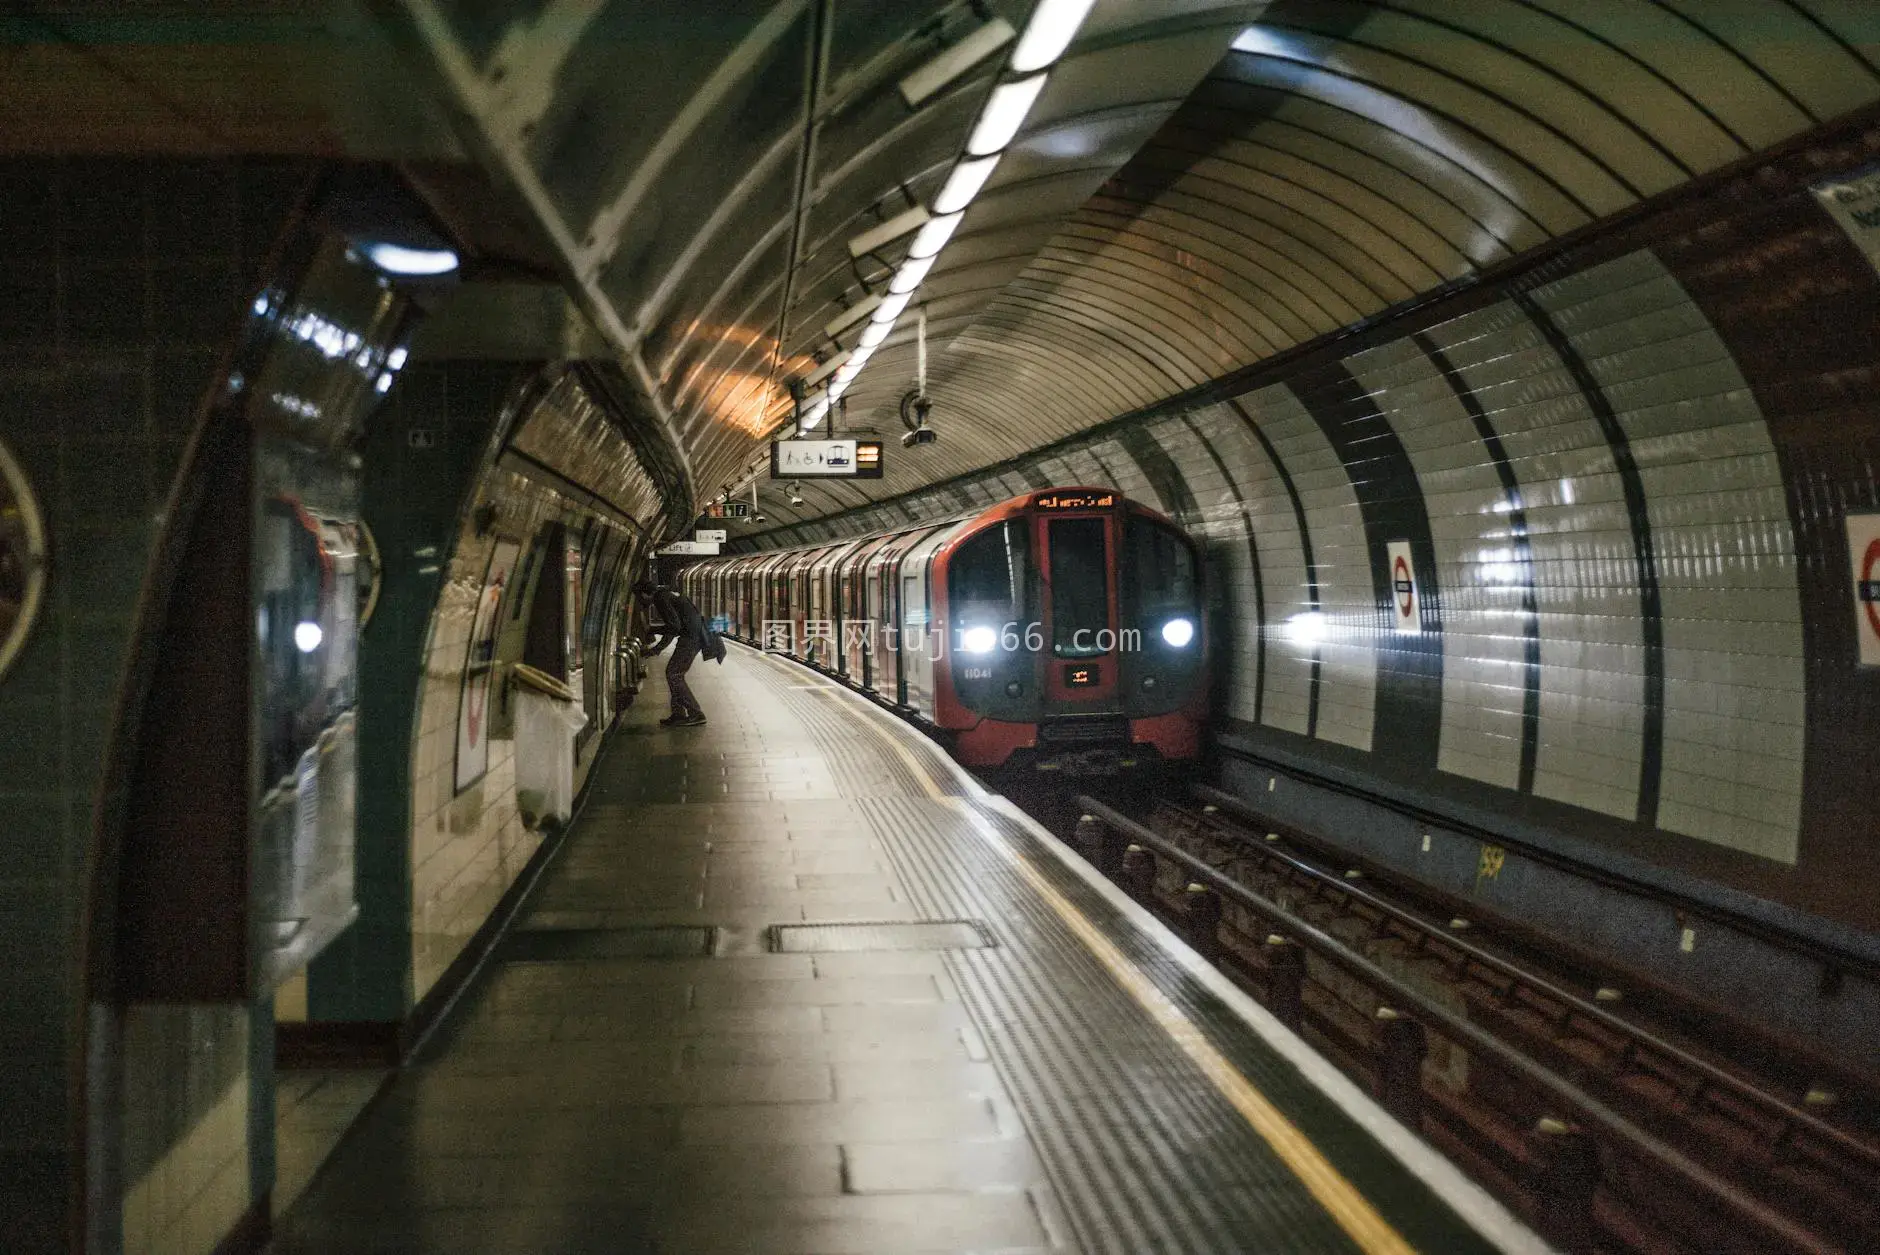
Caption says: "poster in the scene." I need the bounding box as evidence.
[455,539,520,791]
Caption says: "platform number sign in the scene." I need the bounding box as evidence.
[1386,540,1420,634]
[1849,514,1880,666]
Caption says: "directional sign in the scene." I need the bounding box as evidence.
[704,500,750,519]
[695,529,727,544]
[1849,514,1880,666]
[771,438,884,479]
[1386,539,1420,633]
[659,540,720,556]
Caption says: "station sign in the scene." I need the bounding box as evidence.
[695,529,727,544]
[1034,490,1116,510]
[1386,539,1421,633]
[659,540,720,556]
[1850,513,1880,666]
[771,438,884,479]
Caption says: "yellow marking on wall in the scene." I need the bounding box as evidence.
[774,656,1418,1255]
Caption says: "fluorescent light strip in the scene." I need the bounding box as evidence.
[362,242,459,276]
[847,205,930,259]
[898,17,1016,107]
[803,350,851,388]
[907,211,962,260]
[823,293,882,338]
[889,253,936,294]
[933,153,1001,214]
[871,291,913,324]
[797,3,1090,421]
[966,73,1046,156]
[1010,0,1097,72]
[799,395,830,430]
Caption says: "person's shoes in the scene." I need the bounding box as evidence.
[658,713,688,727]
[676,713,708,726]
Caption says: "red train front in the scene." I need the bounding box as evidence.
[682,488,1207,771]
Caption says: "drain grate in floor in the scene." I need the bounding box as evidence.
[502,926,717,960]
[767,920,996,953]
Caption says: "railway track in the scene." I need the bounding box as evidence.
[1065,788,1880,1255]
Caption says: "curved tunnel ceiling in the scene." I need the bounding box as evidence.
[386,0,1880,533]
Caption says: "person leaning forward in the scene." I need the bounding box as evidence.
[635,578,724,727]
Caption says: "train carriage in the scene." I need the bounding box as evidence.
[683,488,1206,770]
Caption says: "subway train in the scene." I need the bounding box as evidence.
[679,488,1207,770]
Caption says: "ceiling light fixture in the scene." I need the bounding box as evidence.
[803,350,852,388]
[871,291,913,325]
[1010,0,1097,72]
[906,211,963,260]
[799,394,831,430]
[889,254,937,294]
[846,205,930,259]
[361,242,459,276]
[823,293,883,338]
[966,74,1046,156]
[898,17,1017,107]
[781,0,1097,439]
[932,154,1002,215]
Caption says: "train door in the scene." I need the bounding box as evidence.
[899,525,958,718]
[863,533,903,696]
[1038,508,1122,714]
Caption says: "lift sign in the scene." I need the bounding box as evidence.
[1850,514,1880,666]
[1386,539,1420,634]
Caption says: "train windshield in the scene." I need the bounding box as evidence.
[949,522,1028,626]
[1126,516,1196,609]
[1049,517,1109,657]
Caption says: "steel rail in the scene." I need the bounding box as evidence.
[1072,794,1836,1255]
[1184,785,1880,1173]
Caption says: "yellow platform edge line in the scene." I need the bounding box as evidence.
[787,656,1418,1255]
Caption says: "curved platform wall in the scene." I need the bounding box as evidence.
[755,114,1880,947]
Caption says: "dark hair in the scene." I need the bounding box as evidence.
[632,578,657,596]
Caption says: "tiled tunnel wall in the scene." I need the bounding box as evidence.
[0,156,317,1255]
[754,123,1880,940]
[0,157,664,1255]
[406,377,652,1004]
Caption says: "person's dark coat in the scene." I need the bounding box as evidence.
[651,587,725,663]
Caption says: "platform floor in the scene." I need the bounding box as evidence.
[270,646,1535,1254]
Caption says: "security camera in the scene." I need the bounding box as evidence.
[902,427,937,448]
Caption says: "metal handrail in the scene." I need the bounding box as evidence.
[1072,795,1835,1255]
[1184,785,1880,1172]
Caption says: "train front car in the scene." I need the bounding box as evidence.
[934,489,1206,771]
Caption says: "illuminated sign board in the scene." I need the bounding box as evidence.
[703,500,750,519]
[1034,491,1116,511]
[771,438,885,479]
[1065,664,1101,687]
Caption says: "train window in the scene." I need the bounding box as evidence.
[948,522,1028,623]
[1049,517,1108,657]
[1126,517,1196,608]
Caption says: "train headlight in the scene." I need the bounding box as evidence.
[962,625,998,654]
[1161,617,1194,648]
